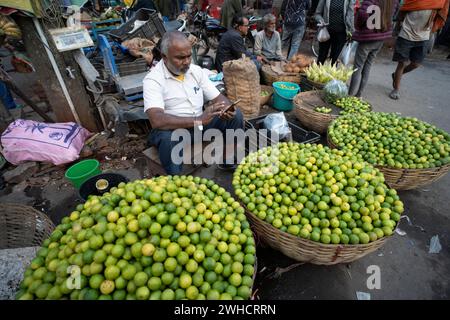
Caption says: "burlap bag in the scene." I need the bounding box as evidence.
[223,56,260,119]
[122,38,156,65]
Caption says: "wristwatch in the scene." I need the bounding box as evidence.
[195,116,203,131]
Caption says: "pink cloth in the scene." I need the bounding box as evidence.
[1,119,91,165]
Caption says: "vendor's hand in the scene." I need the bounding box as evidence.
[220,106,236,121]
[256,55,264,62]
[201,102,224,125]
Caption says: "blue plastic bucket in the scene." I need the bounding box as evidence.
[272,81,301,111]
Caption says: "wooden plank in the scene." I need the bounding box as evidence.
[16,17,99,132]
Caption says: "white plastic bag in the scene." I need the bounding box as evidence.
[339,41,358,66]
[324,79,348,103]
[263,112,291,140]
[317,26,330,43]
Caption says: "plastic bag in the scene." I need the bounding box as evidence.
[263,112,291,140]
[339,41,358,66]
[323,79,348,103]
[317,26,330,43]
[1,119,91,165]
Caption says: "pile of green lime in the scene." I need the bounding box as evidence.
[16,176,256,300]
[328,112,450,168]
[333,96,371,115]
[232,142,403,245]
[315,106,332,114]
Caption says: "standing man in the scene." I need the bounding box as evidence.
[254,13,285,61]
[221,0,244,29]
[144,31,244,174]
[390,0,449,100]
[280,0,311,60]
[216,15,268,71]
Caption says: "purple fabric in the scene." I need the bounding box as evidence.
[352,0,399,42]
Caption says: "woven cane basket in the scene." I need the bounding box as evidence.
[243,205,391,265]
[260,85,274,106]
[301,75,325,91]
[327,133,450,190]
[293,91,338,134]
[261,64,302,86]
[0,203,55,249]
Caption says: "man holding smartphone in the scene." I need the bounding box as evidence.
[143,31,244,175]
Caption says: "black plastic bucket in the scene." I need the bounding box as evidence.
[79,173,129,201]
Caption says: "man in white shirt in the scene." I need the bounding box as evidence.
[390,9,434,100]
[143,31,244,174]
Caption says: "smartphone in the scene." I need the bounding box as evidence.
[220,99,241,116]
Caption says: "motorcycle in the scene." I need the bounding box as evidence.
[246,15,263,49]
[190,5,227,53]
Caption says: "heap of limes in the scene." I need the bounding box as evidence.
[232,142,404,245]
[16,176,256,300]
[333,96,371,115]
[328,112,450,169]
[315,106,332,114]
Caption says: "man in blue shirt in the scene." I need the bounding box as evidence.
[280,0,311,60]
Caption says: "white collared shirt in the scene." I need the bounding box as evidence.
[143,60,220,117]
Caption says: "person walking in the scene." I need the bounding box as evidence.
[221,0,244,29]
[315,0,355,65]
[390,0,449,100]
[348,0,399,97]
[280,0,311,60]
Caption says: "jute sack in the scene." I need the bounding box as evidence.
[223,56,260,119]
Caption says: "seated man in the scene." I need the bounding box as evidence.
[143,31,244,175]
[254,13,285,62]
[216,14,268,72]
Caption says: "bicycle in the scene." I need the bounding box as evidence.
[305,15,324,58]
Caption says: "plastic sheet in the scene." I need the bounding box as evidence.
[429,235,442,254]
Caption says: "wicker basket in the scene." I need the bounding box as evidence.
[293,90,338,134]
[327,134,450,190]
[301,75,325,91]
[261,64,302,86]
[0,203,55,249]
[244,205,391,265]
[260,85,273,106]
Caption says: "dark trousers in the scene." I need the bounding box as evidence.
[148,109,244,175]
[318,30,347,65]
